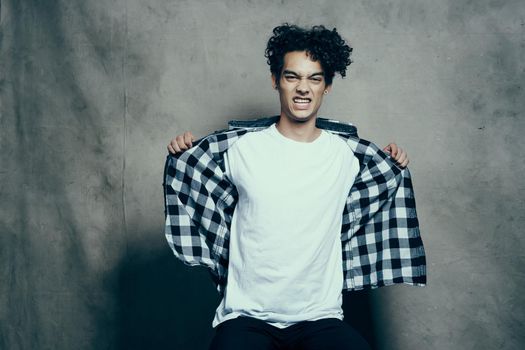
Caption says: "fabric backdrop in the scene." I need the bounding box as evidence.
[1,0,524,349]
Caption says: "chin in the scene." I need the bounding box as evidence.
[287,111,315,122]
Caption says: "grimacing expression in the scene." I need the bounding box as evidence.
[272,51,332,123]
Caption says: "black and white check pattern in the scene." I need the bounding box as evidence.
[163,117,426,296]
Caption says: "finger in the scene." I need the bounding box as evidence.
[176,135,188,150]
[394,147,403,161]
[400,158,409,168]
[396,150,407,164]
[168,141,180,154]
[390,143,398,158]
[183,132,193,148]
[383,145,391,153]
[172,139,182,153]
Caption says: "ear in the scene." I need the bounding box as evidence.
[271,74,277,89]
[325,83,333,94]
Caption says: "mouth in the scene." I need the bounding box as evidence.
[292,97,312,110]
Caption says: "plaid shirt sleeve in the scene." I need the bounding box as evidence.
[163,133,239,294]
[341,137,426,291]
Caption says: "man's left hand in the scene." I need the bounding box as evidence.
[383,143,409,168]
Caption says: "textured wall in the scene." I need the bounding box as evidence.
[1,0,524,349]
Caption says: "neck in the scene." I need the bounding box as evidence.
[275,114,321,143]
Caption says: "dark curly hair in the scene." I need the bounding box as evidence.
[265,24,353,86]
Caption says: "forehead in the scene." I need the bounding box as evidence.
[282,51,323,74]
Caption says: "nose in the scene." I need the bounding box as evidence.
[296,78,310,95]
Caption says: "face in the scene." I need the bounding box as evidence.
[272,51,331,123]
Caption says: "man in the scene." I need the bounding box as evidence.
[164,24,426,350]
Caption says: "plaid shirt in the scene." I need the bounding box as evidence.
[163,116,426,296]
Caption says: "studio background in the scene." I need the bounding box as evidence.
[1,0,524,349]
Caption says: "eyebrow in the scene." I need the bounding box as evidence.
[283,70,324,78]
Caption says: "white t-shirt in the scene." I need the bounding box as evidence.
[212,123,360,328]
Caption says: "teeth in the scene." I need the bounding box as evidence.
[294,98,310,103]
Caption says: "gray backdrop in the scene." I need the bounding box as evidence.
[1,0,524,349]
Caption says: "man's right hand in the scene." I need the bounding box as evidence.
[167,131,195,154]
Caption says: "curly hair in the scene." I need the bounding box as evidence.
[265,24,353,86]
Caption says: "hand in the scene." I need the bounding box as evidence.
[383,143,409,168]
[167,131,195,154]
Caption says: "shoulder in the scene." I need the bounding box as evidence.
[226,126,272,153]
[316,117,358,137]
[325,131,358,157]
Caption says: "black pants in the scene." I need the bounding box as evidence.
[209,316,371,350]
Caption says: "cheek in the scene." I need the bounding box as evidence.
[279,92,290,106]
[280,89,293,100]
